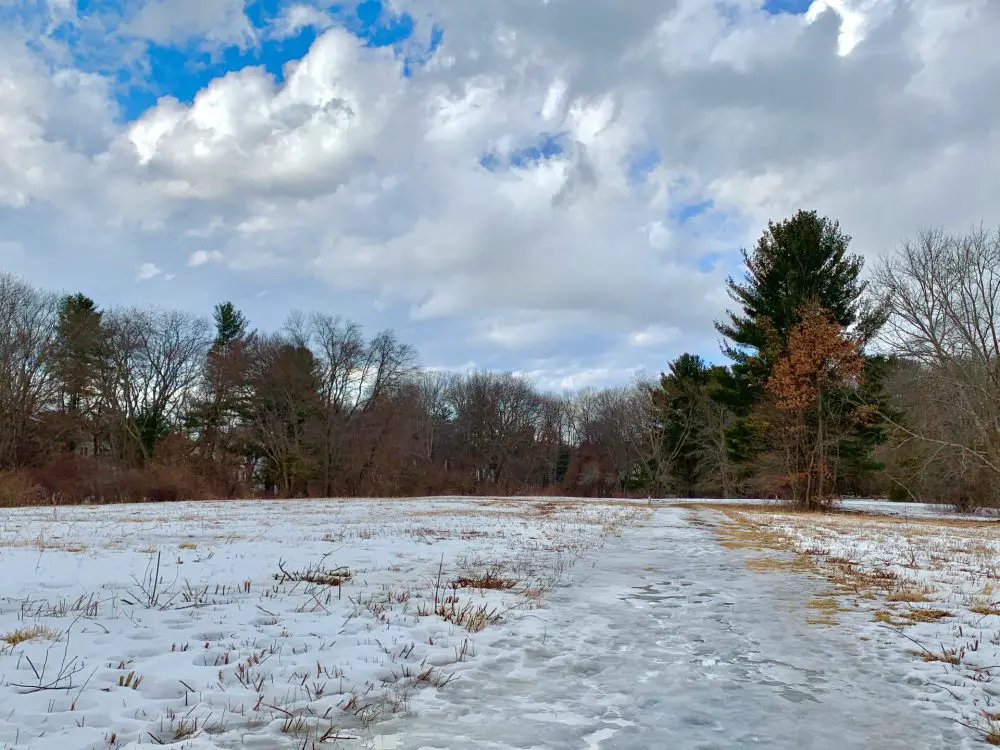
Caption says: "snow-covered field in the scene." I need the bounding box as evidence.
[0,496,993,749]
[0,497,648,750]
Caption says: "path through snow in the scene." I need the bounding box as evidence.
[386,507,967,749]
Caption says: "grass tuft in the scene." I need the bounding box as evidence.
[1,624,62,645]
[275,559,351,587]
[453,566,517,591]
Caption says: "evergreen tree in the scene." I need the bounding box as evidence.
[54,294,104,415]
[714,210,887,493]
[52,294,106,454]
[188,302,254,476]
[213,301,249,348]
[653,354,732,497]
[716,210,882,407]
[655,354,711,497]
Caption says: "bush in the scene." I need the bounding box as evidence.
[0,456,222,507]
[0,470,47,507]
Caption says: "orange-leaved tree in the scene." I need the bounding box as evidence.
[762,301,867,509]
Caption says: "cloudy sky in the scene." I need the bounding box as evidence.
[0,0,996,390]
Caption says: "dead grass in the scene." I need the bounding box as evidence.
[118,670,144,689]
[970,599,1000,617]
[1,624,63,645]
[416,595,502,633]
[886,586,935,603]
[745,554,817,574]
[275,560,352,587]
[808,596,845,614]
[911,642,965,664]
[0,536,88,552]
[899,608,953,624]
[452,566,517,591]
[805,616,839,626]
[703,507,966,636]
[975,714,1000,746]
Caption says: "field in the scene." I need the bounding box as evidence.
[0,497,996,748]
[0,497,649,749]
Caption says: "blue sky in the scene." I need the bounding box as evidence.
[116,0,433,120]
[762,0,814,15]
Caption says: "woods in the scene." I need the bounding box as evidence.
[1,212,997,508]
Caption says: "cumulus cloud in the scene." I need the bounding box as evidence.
[188,250,224,267]
[0,0,998,387]
[136,262,163,281]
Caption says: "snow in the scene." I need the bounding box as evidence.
[715,505,1000,746]
[0,497,982,748]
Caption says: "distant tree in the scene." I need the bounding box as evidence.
[447,371,543,491]
[246,336,323,497]
[651,354,726,497]
[187,302,255,491]
[0,273,59,468]
[567,384,660,495]
[308,315,416,496]
[53,294,104,413]
[97,308,211,465]
[213,301,249,348]
[873,225,1000,509]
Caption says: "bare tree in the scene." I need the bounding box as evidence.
[874,225,1000,505]
[408,370,455,465]
[0,273,59,468]
[565,384,661,495]
[307,315,417,495]
[691,396,737,498]
[447,371,542,490]
[97,308,211,464]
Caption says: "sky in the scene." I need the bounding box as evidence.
[0,0,997,391]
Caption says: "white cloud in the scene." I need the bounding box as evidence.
[124,0,255,47]
[273,4,335,39]
[136,262,163,280]
[188,249,224,267]
[0,0,998,387]
[629,326,681,348]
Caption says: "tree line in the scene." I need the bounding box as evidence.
[1,210,998,508]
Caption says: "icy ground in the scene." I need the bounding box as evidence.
[721,506,1000,746]
[0,498,976,749]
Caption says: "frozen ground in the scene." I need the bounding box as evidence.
[718,505,1000,746]
[0,497,979,749]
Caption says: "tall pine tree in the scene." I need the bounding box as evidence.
[188,302,254,479]
[52,293,106,453]
[715,210,887,493]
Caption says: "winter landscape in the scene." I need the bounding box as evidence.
[3,0,1000,748]
[3,497,1000,749]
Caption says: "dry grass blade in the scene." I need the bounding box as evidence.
[1,624,63,645]
[453,566,517,591]
[275,559,352,587]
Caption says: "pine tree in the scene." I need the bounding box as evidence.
[655,354,711,497]
[52,294,106,453]
[54,294,104,414]
[213,302,249,348]
[714,211,887,488]
[716,210,881,407]
[188,302,254,485]
[652,354,733,498]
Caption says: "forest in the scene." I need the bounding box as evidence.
[1,210,998,509]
